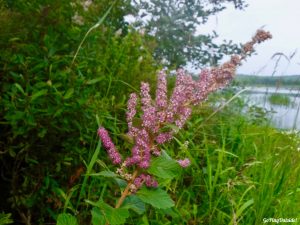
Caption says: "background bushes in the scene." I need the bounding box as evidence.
[0,0,157,222]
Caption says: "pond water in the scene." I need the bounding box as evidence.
[241,87,300,130]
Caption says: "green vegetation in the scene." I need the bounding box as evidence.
[235,74,300,87]
[164,100,300,225]
[268,93,292,106]
[0,1,299,224]
[134,0,245,68]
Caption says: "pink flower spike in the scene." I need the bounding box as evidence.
[97,127,122,164]
[155,70,168,108]
[177,158,191,168]
[134,174,158,189]
[140,82,158,131]
[155,132,173,144]
[126,93,138,136]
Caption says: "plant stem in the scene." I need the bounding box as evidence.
[105,170,139,225]
[115,169,139,208]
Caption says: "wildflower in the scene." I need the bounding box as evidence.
[177,158,191,168]
[126,93,138,137]
[101,29,271,192]
[140,82,158,132]
[97,127,122,164]
[134,174,158,190]
[72,12,84,25]
[155,132,173,144]
[155,70,168,108]
[252,29,272,43]
[125,129,151,169]
[151,146,161,156]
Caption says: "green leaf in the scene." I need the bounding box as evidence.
[122,195,146,215]
[64,88,74,99]
[91,202,129,225]
[148,153,180,179]
[90,171,117,177]
[0,212,13,224]
[53,108,64,118]
[14,83,25,95]
[56,213,78,225]
[31,89,48,102]
[91,208,106,225]
[86,77,103,85]
[137,187,174,209]
[114,178,127,189]
[236,199,254,219]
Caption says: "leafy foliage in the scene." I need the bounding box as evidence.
[148,151,181,179]
[122,195,146,215]
[91,202,129,225]
[132,0,246,68]
[137,188,175,209]
[0,0,156,222]
[56,213,78,225]
[0,212,13,225]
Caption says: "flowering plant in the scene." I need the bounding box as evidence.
[92,30,271,224]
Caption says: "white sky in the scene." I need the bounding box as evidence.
[197,0,300,76]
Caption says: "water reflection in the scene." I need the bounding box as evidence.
[242,87,300,130]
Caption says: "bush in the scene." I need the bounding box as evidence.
[0,1,157,222]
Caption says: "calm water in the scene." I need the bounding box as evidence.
[242,87,300,130]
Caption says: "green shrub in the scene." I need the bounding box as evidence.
[0,1,157,222]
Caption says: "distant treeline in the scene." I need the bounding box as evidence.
[235,74,300,87]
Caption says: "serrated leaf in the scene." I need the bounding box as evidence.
[148,154,180,179]
[86,77,103,85]
[64,88,74,99]
[91,208,106,225]
[92,202,129,225]
[137,187,174,209]
[31,89,48,102]
[122,195,146,215]
[56,213,78,225]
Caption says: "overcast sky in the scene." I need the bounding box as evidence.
[197,0,300,76]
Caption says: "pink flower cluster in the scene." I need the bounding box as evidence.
[97,29,272,190]
[177,158,191,168]
[123,56,246,169]
[97,127,122,164]
[134,174,158,189]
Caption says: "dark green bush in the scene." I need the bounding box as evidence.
[0,1,157,222]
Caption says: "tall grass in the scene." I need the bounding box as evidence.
[268,93,292,106]
[137,96,300,225]
[55,88,300,224]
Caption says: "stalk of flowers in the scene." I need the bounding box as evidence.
[98,29,272,209]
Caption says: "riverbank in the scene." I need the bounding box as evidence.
[235,74,300,88]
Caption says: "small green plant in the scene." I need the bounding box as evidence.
[268,93,292,106]
[0,212,13,225]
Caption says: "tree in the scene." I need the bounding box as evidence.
[131,0,247,68]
